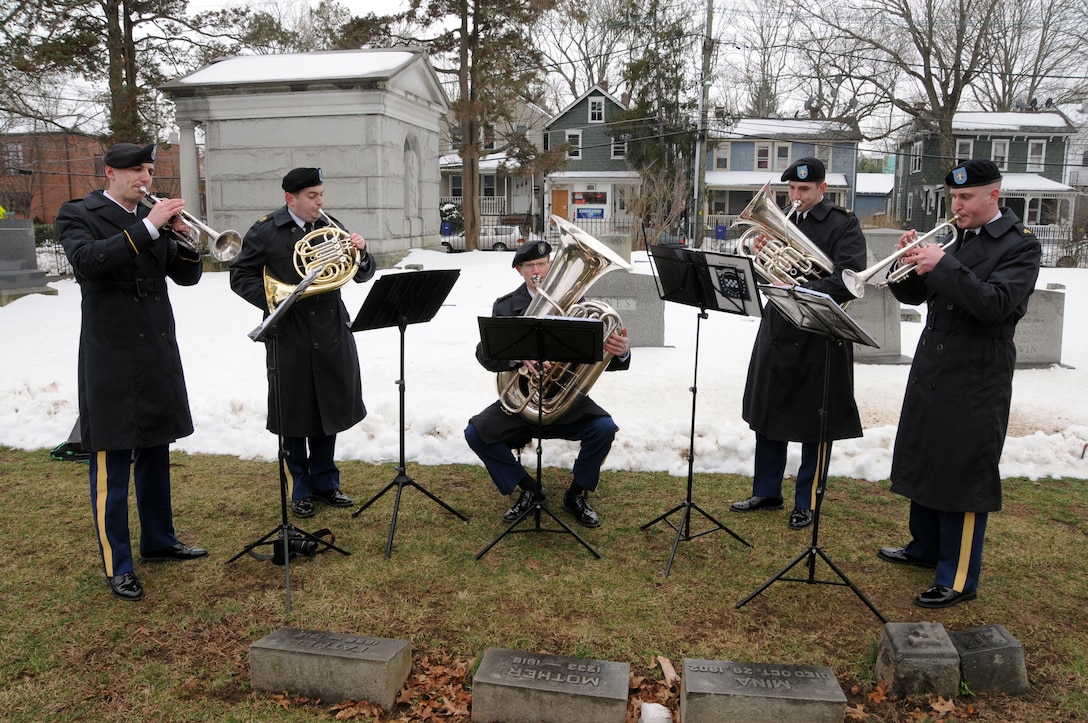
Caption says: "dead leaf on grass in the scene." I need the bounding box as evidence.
[845,702,867,720]
[868,678,889,703]
[930,695,957,715]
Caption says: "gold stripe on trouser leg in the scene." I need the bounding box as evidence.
[953,512,976,592]
[809,441,830,509]
[94,451,114,577]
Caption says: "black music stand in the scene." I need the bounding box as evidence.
[228,270,350,613]
[473,315,604,560]
[640,246,755,576]
[349,269,468,558]
[735,284,886,622]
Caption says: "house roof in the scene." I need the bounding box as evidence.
[704,170,850,189]
[714,117,862,141]
[439,152,513,172]
[856,173,895,195]
[953,111,1076,134]
[999,173,1074,193]
[547,84,628,126]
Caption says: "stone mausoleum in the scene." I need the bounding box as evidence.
[161,48,450,260]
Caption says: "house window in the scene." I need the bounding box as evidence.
[567,131,582,159]
[1081,150,1088,166]
[589,98,605,123]
[611,135,627,159]
[906,193,914,221]
[714,144,730,170]
[450,175,462,198]
[956,139,973,164]
[0,142,25,168]
[815,143,831,169]
[910,141,922,173]
[991,140,1009,170]
[756,143,771,170]
[483,126,496,151]
[1027,140,1046,172]
[775,145,791,171]
[482,174,496,197]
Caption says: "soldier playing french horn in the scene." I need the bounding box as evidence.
[230,167,374,520]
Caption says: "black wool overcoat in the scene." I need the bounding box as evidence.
[230,207,375,437]
[741,197,867,443]
[889,209,1040,512]
[56,190,202,451]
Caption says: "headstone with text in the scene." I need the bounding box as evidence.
[250,627,410,710]
[590,270,665,348]
[949,624,1031,696]
[471,647,629,723]
[875,622,960,697]
[680,658,846,723]
[0,219,54,305]
[1013,288,1064,367]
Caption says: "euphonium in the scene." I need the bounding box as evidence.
[497,215,631,423]
[263,211,361,312]
[731,181,835,285]
[841,216,961,298]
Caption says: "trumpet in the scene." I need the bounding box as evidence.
[841,216,961,298]
[139,187,243,263]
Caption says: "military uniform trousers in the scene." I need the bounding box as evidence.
[90,445,180,577]
[901,500,988,594]
[282,434,341,501]
[752,432,832,511]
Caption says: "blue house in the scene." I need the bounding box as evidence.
[702,117,863,239]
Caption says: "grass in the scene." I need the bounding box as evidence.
[0,445,1086,722]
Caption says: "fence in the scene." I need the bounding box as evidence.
[36,241,72,276]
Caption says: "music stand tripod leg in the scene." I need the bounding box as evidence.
[351,322,468,558]
[641,309,750,576]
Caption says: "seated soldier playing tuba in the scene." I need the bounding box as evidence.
[464,230,631,528]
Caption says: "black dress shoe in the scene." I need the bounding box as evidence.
[914,585,977,609]
[312,488,354,507]
[107,572,144,601]
[563,489,601,528]
[877,546,937,569]
[503,489,546,522]
[788,508,814,530]
[292,497,316,518]
[730,495,784,512]
[140,543,209,562]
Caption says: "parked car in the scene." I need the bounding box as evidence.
[654,229,688,248]
[443,225,527,252]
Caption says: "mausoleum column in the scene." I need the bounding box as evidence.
[177,120,200,214]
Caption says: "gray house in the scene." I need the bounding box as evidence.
[893,111,1078,263]
[542,84,639,234]
[161,48,450,260]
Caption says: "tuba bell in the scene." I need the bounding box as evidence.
[263,211,361,312]
[731,181,835,286]
[497,215,630,423]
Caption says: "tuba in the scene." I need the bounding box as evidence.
[263,211,361,312]
[497,215,631,423]
[731,181,835,285]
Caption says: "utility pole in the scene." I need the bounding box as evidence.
[692,0,713,248]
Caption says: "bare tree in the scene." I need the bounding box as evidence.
[809,0,1001,166]
[533,0,632,109]
[968,0,1088,111]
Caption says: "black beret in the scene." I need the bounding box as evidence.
[103,143,156,168]
[945,159,1002,188]
[512,240,552,268]
[282,167,323,194]
[781,156,825,182]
